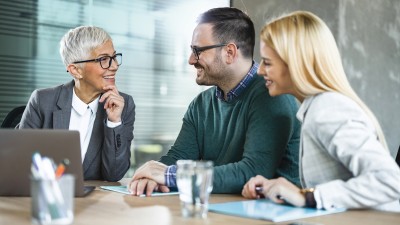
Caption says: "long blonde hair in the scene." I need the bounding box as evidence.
[260,11,388,149]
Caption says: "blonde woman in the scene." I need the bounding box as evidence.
[242,11,400,211]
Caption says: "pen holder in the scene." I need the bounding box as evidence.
[31,174,75,225]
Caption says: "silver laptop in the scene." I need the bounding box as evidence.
[0,129,94,197]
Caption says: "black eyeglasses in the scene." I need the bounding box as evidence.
[73,53,122,69]
[190,44,227,60]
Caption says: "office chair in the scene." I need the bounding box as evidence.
[1,105,26,128]
[396,145,400,167]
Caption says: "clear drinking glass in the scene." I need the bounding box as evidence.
[176,160,213,218]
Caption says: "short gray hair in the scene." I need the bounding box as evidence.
[59,26,112,67]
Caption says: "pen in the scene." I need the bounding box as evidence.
[55,159,70,178]
[255,186,284,200]
[32,152,44,178]
[255,186,265,198]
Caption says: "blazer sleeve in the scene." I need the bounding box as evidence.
[19,90,43,128]
[101,94,135,181]
[310,95,400,209]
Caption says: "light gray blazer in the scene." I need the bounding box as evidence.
[19,80,135,181]
[297,92,400,211]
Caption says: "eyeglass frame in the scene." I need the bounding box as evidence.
[73,53,122,69]
[190,44,229,60]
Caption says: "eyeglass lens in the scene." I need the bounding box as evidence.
[100,54,122,69]
[192,48,200,59]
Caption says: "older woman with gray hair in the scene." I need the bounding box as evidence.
[20,26,135,182]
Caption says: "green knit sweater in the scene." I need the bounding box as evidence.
[160,75,300,193]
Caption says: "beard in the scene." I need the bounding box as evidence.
[195,54,225,86]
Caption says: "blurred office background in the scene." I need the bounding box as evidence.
[0,0,229,175]
[1,0,399,176]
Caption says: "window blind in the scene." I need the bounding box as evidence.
[0,0,229,149]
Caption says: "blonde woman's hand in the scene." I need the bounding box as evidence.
[260,177,306,207]
[242,175,269,199]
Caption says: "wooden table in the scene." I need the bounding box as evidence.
[1,179,399,225]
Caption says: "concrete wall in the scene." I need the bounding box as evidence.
[233,0,400,156]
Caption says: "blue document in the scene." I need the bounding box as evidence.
[100,185,179,197]
[208,199,346,222]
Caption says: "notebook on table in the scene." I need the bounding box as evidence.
[208,199,346,222]
[0,129,94,197]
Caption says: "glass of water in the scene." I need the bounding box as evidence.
[176,160,213,218]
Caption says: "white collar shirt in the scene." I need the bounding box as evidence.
[69,89,99,162]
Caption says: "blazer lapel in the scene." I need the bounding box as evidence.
[83,103,106,174]
[53,81,74,129]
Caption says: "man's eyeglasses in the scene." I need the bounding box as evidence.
[190,44,227,60]
[73,53,122,69]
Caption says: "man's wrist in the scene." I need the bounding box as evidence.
[165,165,177,187]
